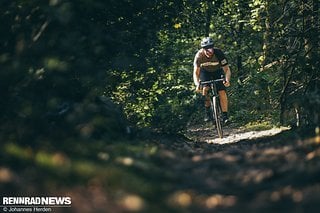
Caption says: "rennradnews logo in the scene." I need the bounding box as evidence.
[1,197,72,212]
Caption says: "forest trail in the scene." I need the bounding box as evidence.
[185,123,290,144]
[2,123,319,213]
[147,124,320,213]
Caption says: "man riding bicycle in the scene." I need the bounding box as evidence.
[193,37,231,124]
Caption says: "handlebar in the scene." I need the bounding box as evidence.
[200,78,225,85]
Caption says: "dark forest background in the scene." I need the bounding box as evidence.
[1,0,319,143]
[1,0,319,139]
[1,1,320,212]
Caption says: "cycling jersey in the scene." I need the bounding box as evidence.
[193,48,228,72]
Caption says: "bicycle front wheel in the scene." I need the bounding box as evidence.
[212,96,223,138]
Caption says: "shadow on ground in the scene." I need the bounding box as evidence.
[1,126,320,213]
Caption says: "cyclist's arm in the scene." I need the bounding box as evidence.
[193,52,201,87]
[193,65,200,86]
[222,65,231,87]
[214,48,231,86]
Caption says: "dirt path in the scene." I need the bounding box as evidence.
[2,122,319,213]
[185,123,290,144]
[155,124,320,212]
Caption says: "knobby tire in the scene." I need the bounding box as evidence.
[212,96,223,138]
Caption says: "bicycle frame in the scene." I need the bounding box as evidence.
[200,78,224,138]
[200,78,224,97]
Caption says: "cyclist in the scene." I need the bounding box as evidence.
[193,37,231,124]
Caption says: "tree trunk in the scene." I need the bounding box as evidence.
[262,0,272,68]
[305,0,319,127]
[205,0,213,36]
[236,0,247,85]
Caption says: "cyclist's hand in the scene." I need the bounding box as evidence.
[195,84,201,92]
[223,80,230,87]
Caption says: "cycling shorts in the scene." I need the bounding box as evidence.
[199,68,226,91]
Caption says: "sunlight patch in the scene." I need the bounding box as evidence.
[116,157,134,166]
[207,127,289,144]
[0,167,14,183]
[205,194,237,209]
[168,191,192,208]
[119,194,145,211]
[270,186,304,203]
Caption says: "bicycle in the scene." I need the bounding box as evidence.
[200,77,225,138]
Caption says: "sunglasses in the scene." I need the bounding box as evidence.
[204,45,214,50]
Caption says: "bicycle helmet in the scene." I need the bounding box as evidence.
[200,37,214,48]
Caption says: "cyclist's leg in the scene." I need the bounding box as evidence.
[214,69,229,123]
[219,90,228,112]
[203,87,210,107]
[200,68,214,121]
[203,92,211,122]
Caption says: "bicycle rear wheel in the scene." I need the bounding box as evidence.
[212,96,223,138]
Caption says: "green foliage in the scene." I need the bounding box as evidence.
[0,0,318,139]
[0,1,319,212]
